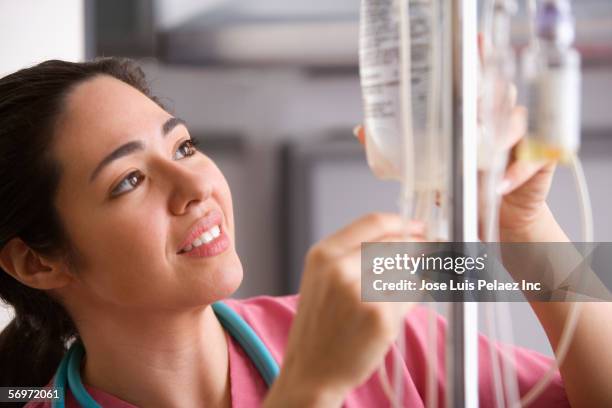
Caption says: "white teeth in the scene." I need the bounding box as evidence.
[182,224,222,252]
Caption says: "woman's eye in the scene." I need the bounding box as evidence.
[174,139,199,160]
[110,170,145,197]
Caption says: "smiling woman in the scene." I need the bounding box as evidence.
[0,57,601,408]
[0,59,245,406]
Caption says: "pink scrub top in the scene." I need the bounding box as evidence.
[25,295,569,407]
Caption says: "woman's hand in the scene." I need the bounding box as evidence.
[476,33,558,237]
[264,213,424,407]
[353,106,557,241]
[496,113,557,237]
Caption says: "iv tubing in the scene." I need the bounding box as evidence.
[485,302,507,408]
[425,1,443,405]
[375,0,417,406]
[426,305,439,408]
[482,166,522,408]
[517,154,591,407]
[399,0,415,221]
[398,0,416,404]
[377,356,401,407]
[496,301,521,406]
[427,0,443,239]
[481,2,523,402]
[482,150,523,408]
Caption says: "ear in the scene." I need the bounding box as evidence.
[0,238,73,290]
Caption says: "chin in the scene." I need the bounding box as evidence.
[207,253,244,302]
[216,268,243,300]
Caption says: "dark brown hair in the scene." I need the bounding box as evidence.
[0,58,163,388]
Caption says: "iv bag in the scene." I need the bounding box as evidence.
[358,0,450,195]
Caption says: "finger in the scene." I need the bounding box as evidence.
[320,214,426,256]
[502,105,527,150]
[341,232,427,287]
[329,214,425,248]
[353,125,366,146]
[322,231,426,295]
[478,33,484,64]
[357,235,421,313]
[498,158,551,195]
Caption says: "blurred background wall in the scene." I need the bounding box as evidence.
[1,0,611,356]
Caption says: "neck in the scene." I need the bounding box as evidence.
[77,304,230,408]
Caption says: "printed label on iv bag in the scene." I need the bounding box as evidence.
[359,0,434,182]
[359,0,403,180]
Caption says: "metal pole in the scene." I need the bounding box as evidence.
[447,0,479,407]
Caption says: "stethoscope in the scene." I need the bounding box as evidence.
[51,302,279,408]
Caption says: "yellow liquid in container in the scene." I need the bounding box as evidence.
[516,138,575,164]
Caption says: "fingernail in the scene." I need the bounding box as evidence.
[497,179,512,195]
[353,125,362,138]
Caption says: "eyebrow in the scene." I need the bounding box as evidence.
[89,117,187,183]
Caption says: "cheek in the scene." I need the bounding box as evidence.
[208,164,235,237]
[88,201,167,260]
[220,185,235,240]
[66,201,172,305]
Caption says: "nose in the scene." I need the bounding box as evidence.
[160,160,212,216]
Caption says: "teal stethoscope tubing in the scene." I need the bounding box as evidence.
[211,302,280,385]
[51,301,280,408]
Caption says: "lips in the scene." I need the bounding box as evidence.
[177,209,224,254]
[180,232,230,258]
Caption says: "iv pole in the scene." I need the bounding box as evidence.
[447,1,479,407]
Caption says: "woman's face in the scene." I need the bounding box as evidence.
[51,75,243,311]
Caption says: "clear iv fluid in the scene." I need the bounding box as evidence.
[358,0,437,183]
